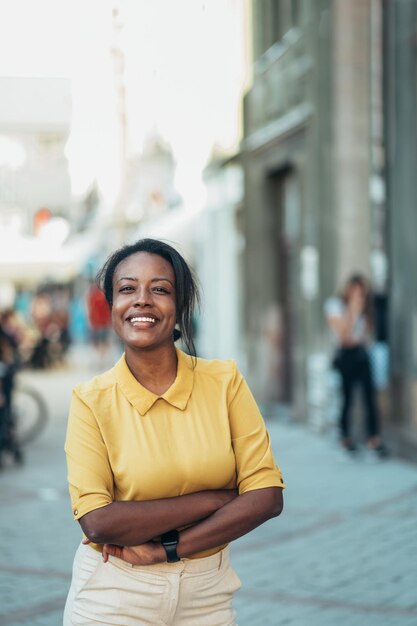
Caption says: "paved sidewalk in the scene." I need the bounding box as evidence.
[232,418,417,626]
[0,365,416,625]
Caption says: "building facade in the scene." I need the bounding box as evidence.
[240,0,416,457]
[242,0,338,419]
[0,77,72,239]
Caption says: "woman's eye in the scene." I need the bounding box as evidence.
[153,287,169,294]
[119,286,134,293]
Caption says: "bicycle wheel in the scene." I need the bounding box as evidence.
[12,385,49,446]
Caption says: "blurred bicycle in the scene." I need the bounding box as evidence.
[12,382,49,446]
[0,377,49,468]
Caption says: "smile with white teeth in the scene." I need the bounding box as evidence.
[129,316,156,323]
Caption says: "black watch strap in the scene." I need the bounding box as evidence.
[161,529,180,563]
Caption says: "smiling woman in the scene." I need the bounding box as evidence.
[64,238,285,626]
[98,239,198,355]
[111,251,177,364]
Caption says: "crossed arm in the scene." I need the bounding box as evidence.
[79,486,283,565]
[71,371,284,566]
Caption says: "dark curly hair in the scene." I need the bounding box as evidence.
[96,238,199,356]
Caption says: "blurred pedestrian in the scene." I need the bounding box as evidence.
[324,273,388,457]
[64,238,284,625]
[0,311,23,467]
[30,292,53,368]
[85,280,112,367]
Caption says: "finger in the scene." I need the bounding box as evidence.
[102,544,113,562]
[103,543,122,561]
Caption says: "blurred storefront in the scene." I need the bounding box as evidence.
[238,0,416,458]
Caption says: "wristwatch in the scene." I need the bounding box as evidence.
[161,529,180,563]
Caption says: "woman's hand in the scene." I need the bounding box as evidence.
[348,286,365,315]
[102,541,166,566]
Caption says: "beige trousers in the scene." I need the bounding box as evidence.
[63,543,241,626]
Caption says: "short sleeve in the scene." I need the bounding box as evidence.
[324,296,344,318]
[65,390,114,520]
[227,363,285,494]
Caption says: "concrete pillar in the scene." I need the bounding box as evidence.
[384,0,417,455]
[332,0,371,283]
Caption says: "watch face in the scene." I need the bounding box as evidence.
[161,529,180,562]
[162,530,179,545]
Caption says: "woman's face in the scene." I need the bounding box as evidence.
[111,251,177,352]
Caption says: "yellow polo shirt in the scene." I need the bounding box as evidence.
[65,348,284,557]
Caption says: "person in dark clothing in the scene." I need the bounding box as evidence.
[324,274,388,458]
[0,321,23,467]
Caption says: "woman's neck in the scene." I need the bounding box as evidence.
[125,344,178,396]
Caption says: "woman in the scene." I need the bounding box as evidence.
[324,273,387,457]
[64,238,284,626]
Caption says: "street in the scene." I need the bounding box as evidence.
[0,359,416,626]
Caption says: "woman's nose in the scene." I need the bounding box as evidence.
[134,287,152,307]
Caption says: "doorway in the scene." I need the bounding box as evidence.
[267,168,300,404]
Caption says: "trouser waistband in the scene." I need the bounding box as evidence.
[93,545,229,574]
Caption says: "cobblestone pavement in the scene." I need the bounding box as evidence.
[0,361,416,626]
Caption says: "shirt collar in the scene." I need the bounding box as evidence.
[115,348,195,415]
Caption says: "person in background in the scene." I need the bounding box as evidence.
[64,238,284,626]
[85,280,113,367]
[324,273,388,458]
[0,311,23,467]
[30,292,53,369]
